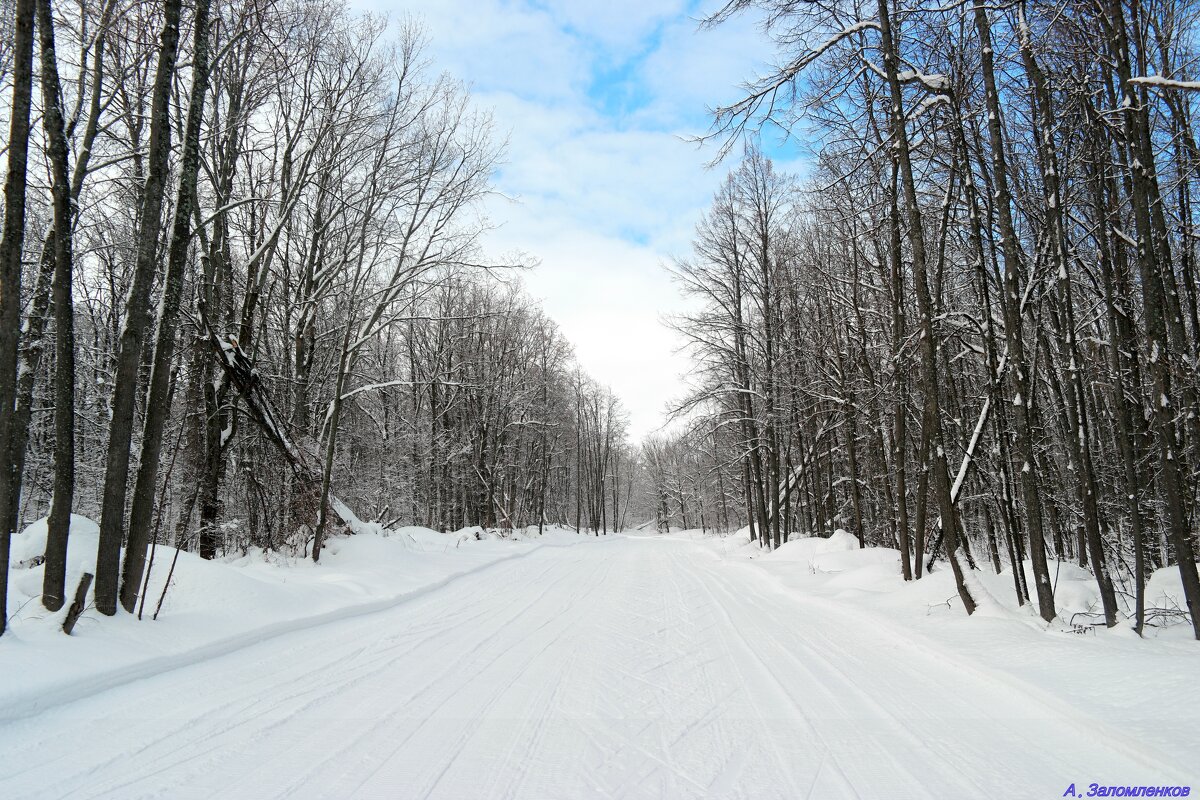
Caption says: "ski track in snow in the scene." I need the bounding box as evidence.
[0,536,1188,799]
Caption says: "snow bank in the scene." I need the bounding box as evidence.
[702,532,1200,772]
[768,530,905,594]
[771,537,827,564]
[771,528,862,570]
[1146,564,1198,610]
[812,545,898,574]
[0,515,591,720]
[761,530,1131,629]
[9,513,99,566]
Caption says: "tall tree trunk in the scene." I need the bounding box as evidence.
[94,0,183,616]
[1016,9,1118,625]
[1106,0,1200,638]
[888,159,913,579]
[876,0,974,611]
[1089,123,1149,632]
[0,0,37,636]
[313,333,353,562]
[119,0,213,612]
[971,0,1055,622]
[36,0,78,612]
[9,0,111,545]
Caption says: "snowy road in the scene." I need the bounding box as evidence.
[0,536,1183,799]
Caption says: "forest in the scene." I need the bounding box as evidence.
[2,0,1200,796]
[2,0,1197,794]
[643,0,1200,639]
[2,0,1200,646]
[0,0,641,635]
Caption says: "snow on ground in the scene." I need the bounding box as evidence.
[0,533,1194,799]
[0,514,591,719]
[1,524,1196,798]
[694,526,1200,774]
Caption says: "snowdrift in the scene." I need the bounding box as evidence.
[0,515,590,720]
[759,528,1198,637]
[707,530,1200,773]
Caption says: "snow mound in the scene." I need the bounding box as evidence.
[772,529,867,572]
[1146,563,1200,614]
[813,546,900,575]
[1051,572,1102,617]
[824,561,905,592]
[772,537,822,563]
[825,528,860,550]
[10,514,99,568]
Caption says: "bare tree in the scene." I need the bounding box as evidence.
[0,0,36,636]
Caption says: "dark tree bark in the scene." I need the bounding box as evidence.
[876,0,974,612]
[886,157,913,580]
[970,0,1055,623]
[1105,0,1200,639]
[36,0,78,613]
[7,0,111,547]
[0,0,37,637]
[61,572,93,635]
[94,0,183,616]
[119,0,213,612]
[1088,122,1149,633]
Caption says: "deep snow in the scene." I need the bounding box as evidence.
[1,524,1196,798]
[704,527,1200,774]
[1,515,588,719]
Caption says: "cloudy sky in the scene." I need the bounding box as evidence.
[358,0,794,439]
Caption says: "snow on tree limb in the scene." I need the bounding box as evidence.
[1128,75,1200,91]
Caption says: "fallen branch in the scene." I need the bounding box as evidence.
[200,312,358,545]
[62,572,94,635]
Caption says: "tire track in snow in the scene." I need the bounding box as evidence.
[7,551,574,800]
[694,552,955,799]
[268,554,598,799]
[2,535,1175,800]
[693,544,1182,796]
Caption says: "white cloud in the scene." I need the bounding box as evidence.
[353,0,779,438]
[499,228,689,439]
[536,0,687,52]
[636,10,769,124]
[377,0,587,102]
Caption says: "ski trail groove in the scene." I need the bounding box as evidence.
[0,536,1178,800]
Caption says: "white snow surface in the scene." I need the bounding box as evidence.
[1,515,586,719]
[1,524,1197,798]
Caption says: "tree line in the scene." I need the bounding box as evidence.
[0,0,634,636]
[660,0,1200,638]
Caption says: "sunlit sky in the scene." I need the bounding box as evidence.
[356,0,805,439]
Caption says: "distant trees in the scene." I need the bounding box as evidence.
[0,0,633,635]
[677,0,1200,636]
[642,427,737,535]
[367,279,636,536]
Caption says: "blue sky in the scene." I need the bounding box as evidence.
[358,0,807,438]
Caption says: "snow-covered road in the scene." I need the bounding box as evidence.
[1,536,1184,799]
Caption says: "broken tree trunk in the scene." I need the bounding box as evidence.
[62,572,94,635]
[201,317,356,547]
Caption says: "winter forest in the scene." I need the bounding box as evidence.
[1,0,1199,795]
[0,0,643,628]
